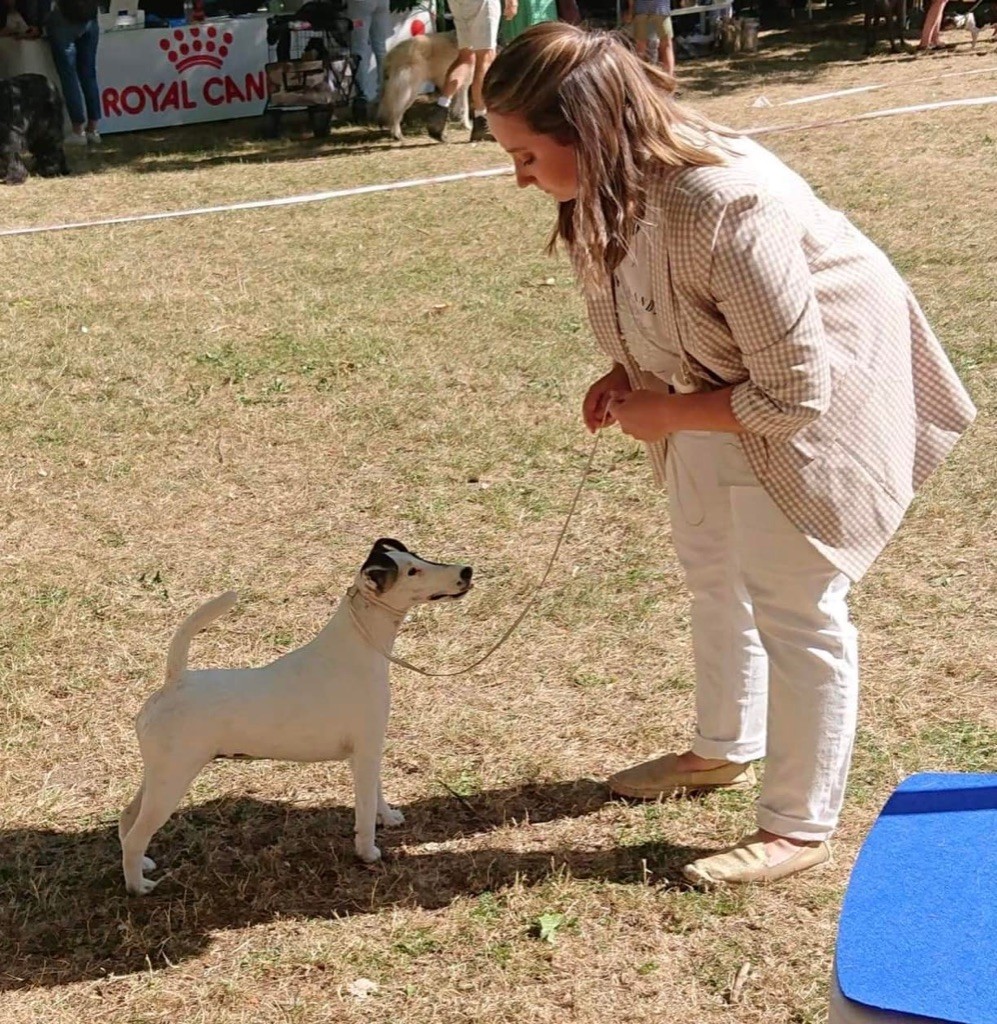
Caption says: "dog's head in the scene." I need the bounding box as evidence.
[357,538,472,610]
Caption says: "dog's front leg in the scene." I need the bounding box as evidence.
[351,751,383,862]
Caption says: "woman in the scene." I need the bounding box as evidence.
[46,0,101,145]
[483,24,976,885]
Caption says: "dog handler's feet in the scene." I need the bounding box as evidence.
[683,830,831,886]
[426,102,448,141]
[469,114,494,142]
[607,751,756,799]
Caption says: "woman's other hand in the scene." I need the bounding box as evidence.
[583,363,631,432]
[606,389,672,442]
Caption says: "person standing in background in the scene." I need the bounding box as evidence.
[347,0,392,123]
[46,0,101,145]
[426,0,517,143]
[624,0,675,77]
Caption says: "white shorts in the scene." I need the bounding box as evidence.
[447,0,500,51]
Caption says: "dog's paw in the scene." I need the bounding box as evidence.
[143,856,157,871]
[355,841,382,864]
[125,876,159,896]
[377,806,405,828]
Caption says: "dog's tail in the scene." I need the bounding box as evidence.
[164,591,239,688]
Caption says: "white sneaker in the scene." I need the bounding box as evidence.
[65,132,88,146]
[86,130,102,145]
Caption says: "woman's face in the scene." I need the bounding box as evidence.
[488,111,579,203]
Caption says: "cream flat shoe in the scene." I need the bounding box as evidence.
[683,832,831,886]
[607,752,756,800]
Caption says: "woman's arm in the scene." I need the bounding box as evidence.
[710,191,831,441]
[607,385,741,441]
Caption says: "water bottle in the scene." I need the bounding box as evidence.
[183,0,193,22]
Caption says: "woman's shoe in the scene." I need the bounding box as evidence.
[607,752,756,799]
[683,832,831,885]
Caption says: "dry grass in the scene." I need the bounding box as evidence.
[2,12,995,1023]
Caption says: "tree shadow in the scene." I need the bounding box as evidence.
[1,778,711,992]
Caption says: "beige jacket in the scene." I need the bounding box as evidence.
[585,138,976,580]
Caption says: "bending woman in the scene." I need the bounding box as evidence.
[483,23,975,885]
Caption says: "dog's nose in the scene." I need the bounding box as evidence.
[460,566,473,582]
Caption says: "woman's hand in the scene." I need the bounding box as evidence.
[582,364,631,433]
[606,389,673,443]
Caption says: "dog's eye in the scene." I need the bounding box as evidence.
[407,567,419,576]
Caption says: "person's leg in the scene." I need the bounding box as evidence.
[669,433,769,767]
[74,19,101,133]
[426,47,473,139]
[441,50,474,101]
[656,14,675,77]
[632,12,650,58]
[47,13,86,133]
[468,47,495,140]
[608,431,768,799]
[347,0,376,111]
[369,0,392,101]
[931,0,950,44]
[681,436,854,884]
[707,433,857,842]
[470,47,493,115]
[919,0,946,47]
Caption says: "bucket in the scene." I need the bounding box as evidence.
[740,17,760,52]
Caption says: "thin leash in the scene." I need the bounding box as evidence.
[347,414,609,677]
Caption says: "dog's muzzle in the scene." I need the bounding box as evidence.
[429,565,473,600]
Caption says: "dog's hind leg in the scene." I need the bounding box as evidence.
[351,749,385,863]
[377,778,404,827]
[119,782,157,873]
[121,760,205,895]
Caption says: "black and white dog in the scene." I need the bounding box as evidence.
[0,73,69,185]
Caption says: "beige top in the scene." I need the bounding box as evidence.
[584,136,976,580]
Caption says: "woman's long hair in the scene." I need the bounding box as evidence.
[483,22,735,289]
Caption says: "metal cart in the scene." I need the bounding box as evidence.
[263,12,358,138]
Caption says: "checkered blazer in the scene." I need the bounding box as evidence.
[584,139,976,581]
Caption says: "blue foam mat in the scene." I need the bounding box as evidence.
[836,773,997,1024]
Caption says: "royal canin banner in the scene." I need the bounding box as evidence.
[96,10,433,134]
[98,19,269,134]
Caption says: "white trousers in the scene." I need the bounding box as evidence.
[666,431,859,841]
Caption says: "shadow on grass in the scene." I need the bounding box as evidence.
[678,8,928,98]
[63,106,475,178]
[0,778,712,991]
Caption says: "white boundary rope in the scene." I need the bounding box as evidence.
[2,92,996,239]
[774,64,997,106]
[0,166,513,238]
[743,93,997,135]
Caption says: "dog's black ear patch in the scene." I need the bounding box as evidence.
[361,548,400,594]
[374,537,408,553]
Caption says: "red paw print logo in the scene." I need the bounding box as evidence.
[159,25,233,73]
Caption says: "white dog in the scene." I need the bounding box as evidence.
[378,31,471,141]
[119,538,472,895]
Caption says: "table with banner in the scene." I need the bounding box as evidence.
[0,4,436,135]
